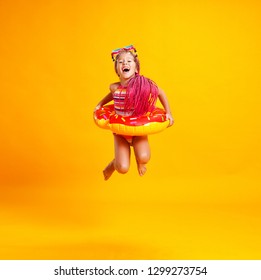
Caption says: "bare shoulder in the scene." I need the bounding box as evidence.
[158,87,165,95]
[110,82,120,93]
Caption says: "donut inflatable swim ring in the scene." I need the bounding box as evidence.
[94,104,169,136]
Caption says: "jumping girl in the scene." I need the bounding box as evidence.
[94,45,174,180]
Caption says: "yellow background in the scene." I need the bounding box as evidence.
[0,0,260,259]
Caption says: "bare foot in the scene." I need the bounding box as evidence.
[103,160,115,180]
[137,163,147,176]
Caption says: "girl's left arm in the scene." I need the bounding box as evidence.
[158,88,174,127]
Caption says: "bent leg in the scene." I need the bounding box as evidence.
[114,134,131,174]
[103,135,131,180]
[132,136,151,176]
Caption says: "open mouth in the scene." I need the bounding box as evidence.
[123,68,130,72]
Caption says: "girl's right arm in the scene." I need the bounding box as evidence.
[94,83,119,110]
[95,92,113,110]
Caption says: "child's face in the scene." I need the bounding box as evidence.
[116,52,138,82]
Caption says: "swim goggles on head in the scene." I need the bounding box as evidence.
[111,45,137,61]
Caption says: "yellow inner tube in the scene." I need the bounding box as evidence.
[94,104,169,136]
